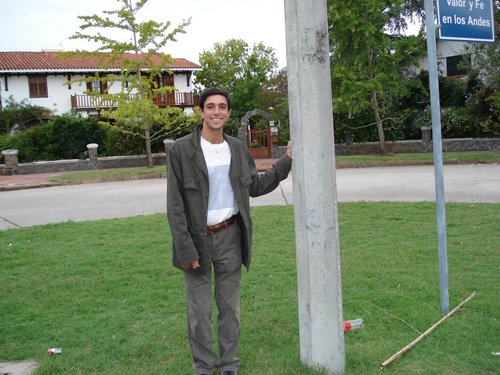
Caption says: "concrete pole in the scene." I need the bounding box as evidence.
[284,0,345,374]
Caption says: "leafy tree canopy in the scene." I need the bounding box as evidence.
[195,39,278,120]
[328,0,425,153]
[68,0,192,167]
[0,97,53,135]
[461,3,500,135]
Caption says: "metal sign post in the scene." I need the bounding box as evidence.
[424,0,450,314]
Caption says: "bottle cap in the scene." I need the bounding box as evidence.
[343,320,352,331]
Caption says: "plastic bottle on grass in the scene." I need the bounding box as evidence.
[48,348,62,355]
[343,318,364,332]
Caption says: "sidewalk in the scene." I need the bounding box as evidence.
[0,360,38,375]
[0,172,67,191]
[1,158,498,192]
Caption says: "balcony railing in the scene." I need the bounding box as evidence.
[71,92,200,111]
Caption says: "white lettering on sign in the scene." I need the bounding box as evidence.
[445,0,486,9]
[468,16,491,26]
[447,0,466,7]
[439,0,494,41]
[442,0,490,28]
[468,0,486,10]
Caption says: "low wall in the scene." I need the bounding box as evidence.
[0,153,167,176]
[336,137,500,155]
[1,138,499,176]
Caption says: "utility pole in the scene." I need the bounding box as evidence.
[284,0,345,374]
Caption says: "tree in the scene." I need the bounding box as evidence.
[258,68,290,144]
[461,2,500,135]
[69,0,191,167]
[328,0,425,154]
[195,39,278,121]
[0,97,52,135]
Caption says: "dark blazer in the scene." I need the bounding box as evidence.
[167,124,292,270]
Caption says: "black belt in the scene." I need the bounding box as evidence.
[207,216,236,233]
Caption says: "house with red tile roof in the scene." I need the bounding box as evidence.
[0,51,202,115]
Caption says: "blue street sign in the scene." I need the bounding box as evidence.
[437,0,496,42]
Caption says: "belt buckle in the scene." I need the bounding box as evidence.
[207,216,233,233]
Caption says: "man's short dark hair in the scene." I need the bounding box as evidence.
[199,87,231,111]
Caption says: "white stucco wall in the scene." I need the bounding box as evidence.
[1,71,197,115]
[1,74,108,114]
[174,72,195,114]
[413,40,468,75]
[173,72,193,92]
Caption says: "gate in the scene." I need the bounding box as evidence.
[247,127,271,159]
[239,109,274,159]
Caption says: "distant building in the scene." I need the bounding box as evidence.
[410,40,472,78]
[0,51,201,115]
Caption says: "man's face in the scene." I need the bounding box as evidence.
[201,94,231,131]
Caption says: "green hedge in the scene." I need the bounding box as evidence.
[0,115,110,163]
[0,111,201,163]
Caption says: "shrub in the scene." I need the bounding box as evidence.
[405,105,491,139]
[441,106,480,138]
[0,111,202,163]
[103,108,199,155]
[0,126,50,162]
[439,76,467,107]
[53,115,111,159]
[0,97,52,135]
[0,115,109,163]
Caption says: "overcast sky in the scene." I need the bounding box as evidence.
[0,0,288,67]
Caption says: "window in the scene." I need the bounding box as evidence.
[154,73,174,88]
[28,75,48,98]
[91,80,101,93]
[86,79,108,94]
[446,55,470,77]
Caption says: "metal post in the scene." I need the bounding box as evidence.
[284,0,345,373]
[424,0,449,314]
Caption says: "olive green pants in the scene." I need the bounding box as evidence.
[184,223,242,375]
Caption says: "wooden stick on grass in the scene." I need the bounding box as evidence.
[380,291,476,369]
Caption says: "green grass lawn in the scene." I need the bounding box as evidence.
[335,151,500,164]
[48,166,167,183]
[1,203,499,374]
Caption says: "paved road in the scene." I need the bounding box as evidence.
[1,164,499,230]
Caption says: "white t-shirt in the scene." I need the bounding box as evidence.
[201,137,239,226]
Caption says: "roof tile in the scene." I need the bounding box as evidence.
[0,51,201,71]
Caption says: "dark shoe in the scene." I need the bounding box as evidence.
[222,371,236,375]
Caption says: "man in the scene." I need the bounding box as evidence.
[167,87,292,375]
